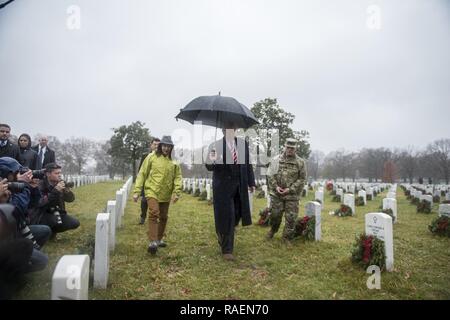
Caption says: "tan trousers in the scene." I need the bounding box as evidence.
[147,198,170,242]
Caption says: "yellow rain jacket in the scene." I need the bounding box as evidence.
[133,153,182,202]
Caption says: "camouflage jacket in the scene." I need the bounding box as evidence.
[267,153,307,201]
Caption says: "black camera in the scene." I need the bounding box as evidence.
[19,168,46,179]
[31,169,46,179]
[65,181,75,188]
[58,180,74,189]
[7,182,26,193]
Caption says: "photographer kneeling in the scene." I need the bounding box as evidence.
[35,163,79,236]
[0,158,49,276]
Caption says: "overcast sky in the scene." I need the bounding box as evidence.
[1,0,449,153]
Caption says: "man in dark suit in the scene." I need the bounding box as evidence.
[205,128,256,261]
[32,136,55,170]
[0,124,20,162]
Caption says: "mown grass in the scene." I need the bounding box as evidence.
[16,182,450,300]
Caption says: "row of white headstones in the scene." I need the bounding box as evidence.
[403,183,450,202]
[402,183,450,218]
[50,176,134,300]
[63,175,111,188]
[310,183,397,272]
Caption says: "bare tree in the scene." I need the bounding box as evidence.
[60,137,94,175]
[307,150,325,180]
[396,146,419,183]
[322,149,354,181]
[426,139,450,184]
[94,141,115,178]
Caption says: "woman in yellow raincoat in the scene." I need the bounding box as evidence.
[133,135,182,255]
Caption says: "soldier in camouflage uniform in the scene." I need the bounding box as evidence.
[266,138,307,242]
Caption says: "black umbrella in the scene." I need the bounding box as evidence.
[175,94,259,129]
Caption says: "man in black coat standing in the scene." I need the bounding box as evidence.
[205,128,256,261]
[0,124,20,162]
[32,136,55,170]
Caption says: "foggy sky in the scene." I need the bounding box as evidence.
[1,0,449,153]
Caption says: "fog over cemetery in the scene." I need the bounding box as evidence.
[0,0,449,301]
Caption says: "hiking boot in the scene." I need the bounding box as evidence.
[223,253,235,261]
[147,241,158,255]
[157,240,167,248]
[266,230,275,240]
[138,217,146,225]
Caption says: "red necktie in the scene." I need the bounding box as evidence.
[232,145,238,164]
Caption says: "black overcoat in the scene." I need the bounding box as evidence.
[205,137,255,233]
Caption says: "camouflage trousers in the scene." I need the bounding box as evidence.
[269,198,299,240]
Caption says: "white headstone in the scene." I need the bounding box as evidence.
[366,187,374,197]
[349,184,355,194]
[94,213,109,289]
[343,194,355,215]
[51,255,90,300]
[420,194,433,206]
[120,188,127,216]
[262,185,268,198]
[337,188,344,203]
[438,204,450,218]
[115,190,123,228]
[192,180,197,194]
[446,192,450,201]
[206,183,211,201]
[365,213,394,272]
[106,200,117,252]
[305,201,321,241]
[383,198,398,223]
[387,192,396,199]
[248,190,254,215]
[358,190,367,205]
[315,190,324,204]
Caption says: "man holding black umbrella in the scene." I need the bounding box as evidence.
[176,94,259,261]
[206,127,256,261]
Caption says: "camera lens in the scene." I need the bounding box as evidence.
[7,182,26,193]
[31,169,46,179]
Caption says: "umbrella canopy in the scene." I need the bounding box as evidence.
[175,95,259,129]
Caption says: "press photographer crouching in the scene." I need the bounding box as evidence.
[0,158,50,297]
[35,163,80,237]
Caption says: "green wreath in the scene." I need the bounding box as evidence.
[351,233,386,270]
[429,216,450,237]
